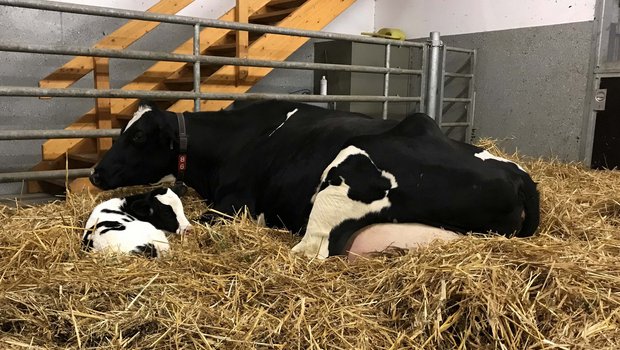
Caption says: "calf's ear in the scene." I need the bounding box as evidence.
[130,199,154,218]
[170,183,188,197]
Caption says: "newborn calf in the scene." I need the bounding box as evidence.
[82,185,191,258]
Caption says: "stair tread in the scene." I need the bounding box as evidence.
[267,0,306,9]
[207,42,238,52]
[249,7,296,24]
[68,152,99,164]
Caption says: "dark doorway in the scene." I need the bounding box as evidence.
[591,77,620,169]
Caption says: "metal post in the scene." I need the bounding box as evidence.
[437,44,447,127]
[193,23,201,112]
[382,43,391,120]
[465,50,477,143]
[419,45,428,113]
[426,31,442,120]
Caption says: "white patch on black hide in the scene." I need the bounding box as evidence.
[154,189,192,234]
[475,150,525,171]
[124,105,152,132]
[269,108,298,137]
[292,145,398,259]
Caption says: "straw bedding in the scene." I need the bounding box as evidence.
[1,141,620,349]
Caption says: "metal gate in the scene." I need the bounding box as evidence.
[0,0,476,187]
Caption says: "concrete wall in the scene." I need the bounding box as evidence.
[374,0,596,37]
[440,22,593,161]
[374,0,597,162]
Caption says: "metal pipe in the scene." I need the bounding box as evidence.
[440,122,469,127]
[445,46,475,53]
[443,97,471,103]
[0,168,92,183]
[0,86,421,102]
[193,23,201,112]
[419,44,428,113]
[426,31,442,120]
[0,42,422,76]
[437,45,447,126]
[444,72,473,79]
[0,0,426,48]
[382,44,391,120]
[465,50,478,143]
[0,129,120,140]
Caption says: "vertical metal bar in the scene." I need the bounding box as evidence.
[419,45,428,113]
[426,31,442,120]
[465,49,477,143]
[193,23,201,112]
[437,44,447,127]
[382,43,391,120]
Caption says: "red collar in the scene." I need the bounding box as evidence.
[176,112,188,186]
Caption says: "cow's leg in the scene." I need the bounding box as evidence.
[292,145,396,259]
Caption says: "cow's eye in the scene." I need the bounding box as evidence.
[132,131,146,144]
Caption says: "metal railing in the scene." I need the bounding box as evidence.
[0,0,476,184]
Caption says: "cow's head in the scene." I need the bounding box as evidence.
[125,185,192,235]
[90,102,177,190]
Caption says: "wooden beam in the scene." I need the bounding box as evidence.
[38,0,194,91]
[41,0,273,160]
[93,57,112,156]
[168,0,356,112]
[235,0,249,85]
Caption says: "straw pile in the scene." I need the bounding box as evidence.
[1,141,620,349]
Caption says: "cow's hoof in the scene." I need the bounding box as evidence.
[291,242,328,259]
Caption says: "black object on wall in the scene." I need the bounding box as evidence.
[591,77,620,169]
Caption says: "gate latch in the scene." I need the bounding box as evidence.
[593,89,607,111]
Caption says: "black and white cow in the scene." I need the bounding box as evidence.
[89,100,539,258]
[82,185,191,257]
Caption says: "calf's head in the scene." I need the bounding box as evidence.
[125,185,192,234]
[90,102,178,190]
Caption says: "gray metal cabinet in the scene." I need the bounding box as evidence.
[313,40,419,120]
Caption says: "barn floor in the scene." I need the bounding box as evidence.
[1,141,620,349]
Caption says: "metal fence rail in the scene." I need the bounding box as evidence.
[0,0,476,185]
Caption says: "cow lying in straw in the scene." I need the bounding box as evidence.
[90,100,539,259]
[82,185,191,258]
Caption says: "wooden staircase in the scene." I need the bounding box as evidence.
[29,0,356,195]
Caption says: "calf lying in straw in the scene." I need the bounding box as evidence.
[82,185,191,258]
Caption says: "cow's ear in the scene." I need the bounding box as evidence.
[130,199,154,218]
[170,183,188,197]
[138,99,157,111]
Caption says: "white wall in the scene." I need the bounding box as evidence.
[51,0,375,35]
[51,0,237,19]
[374,0,597,39]
[323,0,375,34]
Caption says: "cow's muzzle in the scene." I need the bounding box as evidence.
[89,170,113,189]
